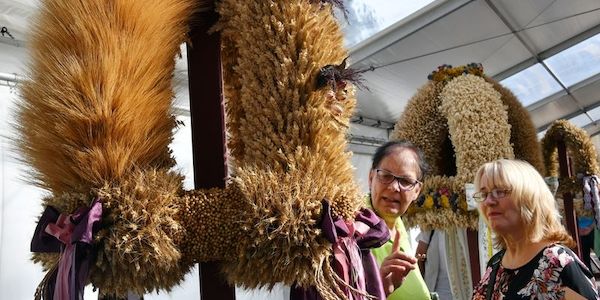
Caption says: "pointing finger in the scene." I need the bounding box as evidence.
[392,229,401,253]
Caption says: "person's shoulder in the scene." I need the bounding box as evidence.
[552,244,594,272]
[544,244,574,263]
[540,243,590,271]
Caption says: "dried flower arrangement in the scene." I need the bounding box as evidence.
[392,64,543,229]
[19,0,377,299]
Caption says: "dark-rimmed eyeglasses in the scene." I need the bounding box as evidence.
[473,189,511,202]
[374,169,421,191]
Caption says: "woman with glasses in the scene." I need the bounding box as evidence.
[368,140,432,300]
[472,159,599,300]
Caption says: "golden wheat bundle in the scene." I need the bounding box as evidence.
[19,0,199,295]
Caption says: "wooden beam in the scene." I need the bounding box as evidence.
[187,2,235,299]
[467,228,481,287]
[557,140,582,258]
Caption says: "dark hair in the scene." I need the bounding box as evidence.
[371,140,430,180]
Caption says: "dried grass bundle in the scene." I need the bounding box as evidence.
[394,65,544,229]
[176,185,247,265]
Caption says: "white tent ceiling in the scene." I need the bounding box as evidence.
[347,0,600,140]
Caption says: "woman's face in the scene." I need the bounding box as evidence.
[478,174,523,236]
[368,148,422,225]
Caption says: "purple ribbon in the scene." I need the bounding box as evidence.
[291,200,389,300]
[31,198,103,300]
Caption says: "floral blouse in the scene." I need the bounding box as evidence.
[472,244,599,300]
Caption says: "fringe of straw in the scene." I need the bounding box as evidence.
[313,255,377,300]
[34,262,58,300]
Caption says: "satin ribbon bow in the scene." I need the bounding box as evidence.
[31,198,103,300]
[291,200,389,300]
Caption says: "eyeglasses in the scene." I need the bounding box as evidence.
[374,169,422,191]
[472,189,511,202]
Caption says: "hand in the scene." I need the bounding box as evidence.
[380,229,417,296]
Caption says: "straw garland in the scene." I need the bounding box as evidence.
[21,0,363,298]
[542,120,600,178]
[541,120,600,218]
[393,64,547,229]
[214,0,361,293]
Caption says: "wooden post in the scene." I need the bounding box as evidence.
[557,140,582,258]
[466,228,480,286]
[187,2,236,299]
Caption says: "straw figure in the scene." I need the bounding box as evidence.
[392,64,544,230]
[19,0,381,299]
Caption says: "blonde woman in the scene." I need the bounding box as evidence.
[471,159,598,300]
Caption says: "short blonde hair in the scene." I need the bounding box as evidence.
[474,159,574,248]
